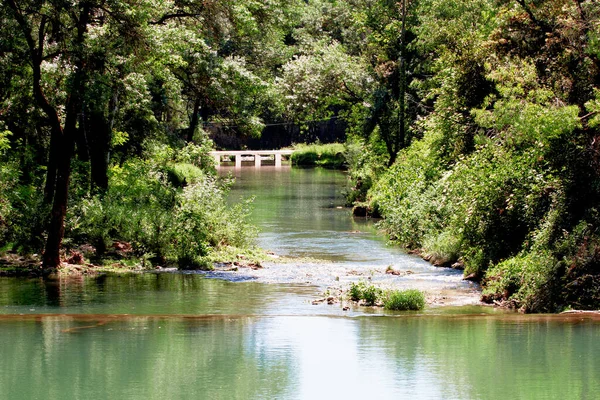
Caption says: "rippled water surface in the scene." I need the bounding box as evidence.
[1,167,599,399]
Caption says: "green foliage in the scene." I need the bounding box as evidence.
[344,136,388,207]
[349,281,426,310]
[370,130,444,248]
[383,289,426,311]
[0,130,11,153]
[348,281,382,305]
[291,143,346,168]
[163,163,205,188]
[0,131,47,253]
[67,143,256,268]
[483,250,561,313]
[349,0,600,313]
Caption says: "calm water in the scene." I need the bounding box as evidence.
[1,167,599,399]
[222,167,479,304]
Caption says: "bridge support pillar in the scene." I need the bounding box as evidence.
[254,154,261,168]
[275,153,282,168]
[235,154,242,168]
[213,154,221,168]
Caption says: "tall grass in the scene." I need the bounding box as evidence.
[383,289,426,311]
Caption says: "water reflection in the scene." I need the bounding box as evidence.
[1,315,598,400]
[0,275,321,316]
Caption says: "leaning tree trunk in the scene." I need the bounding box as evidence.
[8,0,91,269]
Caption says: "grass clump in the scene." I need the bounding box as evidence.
[383,289,426,311]
[349,281,426,310]
[291,143,346,169]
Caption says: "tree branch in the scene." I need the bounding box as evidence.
[150,12,203,25]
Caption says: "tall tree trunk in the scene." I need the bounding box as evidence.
[42,128,76,268]
[41,3,91,269]
[8,0,91,269]
[187,97,201,142]
[44,124,62,203]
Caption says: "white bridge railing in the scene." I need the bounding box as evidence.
[209,150,294,168]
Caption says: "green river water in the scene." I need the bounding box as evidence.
[0,167,599,399]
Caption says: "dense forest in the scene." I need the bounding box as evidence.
[1,0,600,312]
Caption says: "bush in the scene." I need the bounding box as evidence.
[291,143,346,168]
[348,281,382,306]
[482,250,561,312]
[383,289,426,311]
[66,142,256,268]
[343,138,387,207]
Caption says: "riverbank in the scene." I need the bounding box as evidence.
[0,244,266,277]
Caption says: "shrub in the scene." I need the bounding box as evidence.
[66,142,256,268]
[344,138,387,207]
[383,289,426,311]
[348,281,382,305]
[349,281,363,301]
[482,250,561,312]
[291,143,346,168]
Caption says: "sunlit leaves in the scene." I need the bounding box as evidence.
[277,41,372,122]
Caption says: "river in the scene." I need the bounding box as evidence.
[0,167,599,399]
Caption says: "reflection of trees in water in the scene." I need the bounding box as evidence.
[229,168,352,233]
[1,313,599,398]
[0,274,287,315]
[356,317,600,399]
[0,316,294,400]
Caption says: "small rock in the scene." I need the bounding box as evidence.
[386,268,405,276]
[463,273,478,282]
[451,261,464,269]
[342,306,350,311]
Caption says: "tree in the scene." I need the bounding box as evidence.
[3,0,169,269]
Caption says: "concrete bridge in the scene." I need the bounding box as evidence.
[210,150,294,168]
